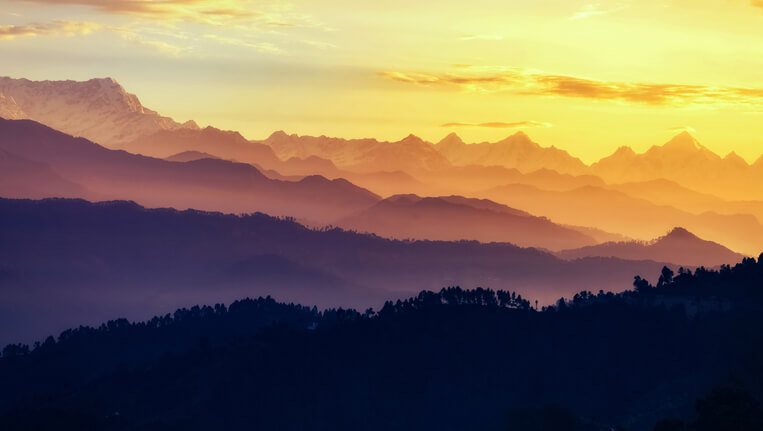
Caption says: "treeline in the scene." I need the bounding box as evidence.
[1,286,532,362]
[633,254,763,301]
[1,258,763,430]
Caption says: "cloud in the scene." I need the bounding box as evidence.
[0,20,101,39]
[113,26,189,56]
[203,34,283,54]
[10,0,329,29]
[11,0,255,24]
[11,0,334,32]
[458,34,503,41]
[570,4,608,20]
[303,40,336,49]
[570,3,628,20]
[441,121,552,129]
[667,126,696,133]
[752,0,763,9]
[379,66,763,108]
[0,19,192,56]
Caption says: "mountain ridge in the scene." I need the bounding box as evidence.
[337,193,598,250]
[0,118,380,223]
[557,226,746,268]
[0,76,198,147]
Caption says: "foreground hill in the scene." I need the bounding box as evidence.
[337,194,597,250]
[557,227,746,267]
[0,197,670,345]
[0,118,380,222]
[2,259,762,430]
[0,77,198,147]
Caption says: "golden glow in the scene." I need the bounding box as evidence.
[2,0,763,163]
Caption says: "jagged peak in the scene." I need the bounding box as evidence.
[267,130,291,140]
[753,154,763,168]
[597,146,638,162]
[386,193,421,202]
[496,131,536,146]
[613,145,636,155]
[437,132,464,146]
[662,131,706,152]
[723,151,748,165]
[509,130,531,140]
[400,133,425,144]
[93,77,121,86]
[661,227,698,241]
[182,120,200,130]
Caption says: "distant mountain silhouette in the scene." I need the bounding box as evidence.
[337,194,597,250]
[0,118,380,222]
[557,227,746,267]
[608,178,763,225]
[127,126,283,167]
[0,149,90,199]
[0,197,672,345]
[592,132,763,200]
[0,77,198,147]
[435,131,589,175]
[475,183,763,255]
[261,131,452,173]
[418,164,605,195]
[131,128,428,197]
[164,150,221,162]
[754,155,763,169]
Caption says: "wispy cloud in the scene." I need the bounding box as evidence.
[441,121,552,129]
[379,66,763,108]
[570,3,627,20]
[667,126,696,133]
[11,0,256,24]
[302,39,336,49]
[458,34,503,41]
[570,4,607,20]
[113,26,189,56]
[203,34,283,54]
[10,0,330,30]
[0,20,101,39]
[752,0,763,9]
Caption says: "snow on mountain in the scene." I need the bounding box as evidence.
[0,77,198,147]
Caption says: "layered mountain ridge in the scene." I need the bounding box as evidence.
[557,227,746,268]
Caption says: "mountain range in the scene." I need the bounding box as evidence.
[592,132,763,200]
[124,127,427,197]
[337,194,597,250]
[473,183,763,255]
[0,76,198,147]
[261,130,452,174]
[0,197,673,345]
[0,118,379,222]
[436,131,589,175]
[0,76,760,262]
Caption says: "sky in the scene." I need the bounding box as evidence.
[1,0,762,164]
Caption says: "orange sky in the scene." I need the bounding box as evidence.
[1,0,762,163]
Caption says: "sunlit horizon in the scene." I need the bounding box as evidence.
[2,0,762,164]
